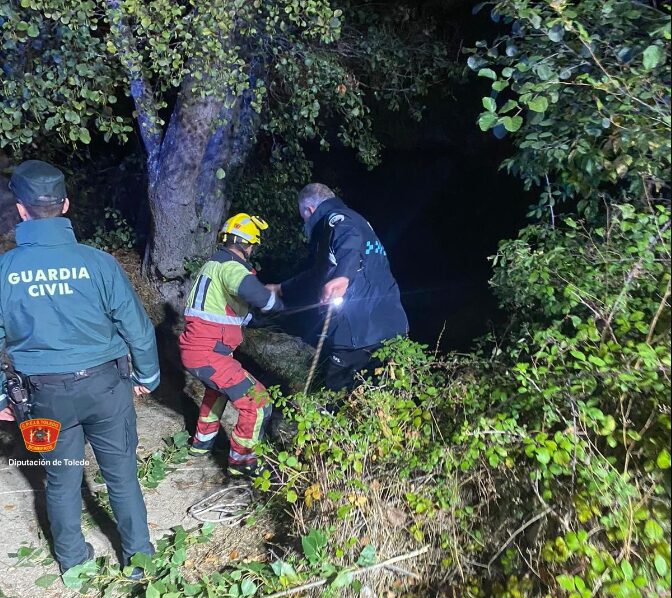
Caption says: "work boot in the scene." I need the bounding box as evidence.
[124,544,155,581]
[188,444,211,457]
[228,461,280,483]
[60,542,94,575]
[189,434,228,457]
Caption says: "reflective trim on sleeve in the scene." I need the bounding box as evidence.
[184,308,249,326]
[261,291,277,312]
[134,371,159,386]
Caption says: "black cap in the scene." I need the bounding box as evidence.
[8,160,67,206]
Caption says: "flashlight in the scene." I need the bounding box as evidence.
[331,296,344,307]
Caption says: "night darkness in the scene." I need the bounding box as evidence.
[297,4,534,350]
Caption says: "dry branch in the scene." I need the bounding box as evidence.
[265,546,430,598]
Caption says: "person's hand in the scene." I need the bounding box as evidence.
[321,277,349,303]
[265,283,282,296]
[0,407,15,422]
[133,385,151,397]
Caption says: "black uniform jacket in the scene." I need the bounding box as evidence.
[282,197,408,350]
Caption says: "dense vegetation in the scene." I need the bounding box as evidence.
[2,0,670,596]
[258,1,671,595]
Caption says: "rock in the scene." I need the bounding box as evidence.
[238,327,315,393]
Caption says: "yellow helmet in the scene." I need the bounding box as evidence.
[219,213,269,245]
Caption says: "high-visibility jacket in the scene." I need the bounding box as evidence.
[180,248,283,352]
[0,217,160,390]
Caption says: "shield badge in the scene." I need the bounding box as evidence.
[19,418,61,452]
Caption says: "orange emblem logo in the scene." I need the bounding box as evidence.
[19,419,61,452]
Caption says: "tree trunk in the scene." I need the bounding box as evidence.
[142,87,255,310]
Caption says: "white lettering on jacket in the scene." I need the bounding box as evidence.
[8,267,89,297]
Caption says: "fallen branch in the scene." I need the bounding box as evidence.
[385,564,422,579]
[266,546,430,598]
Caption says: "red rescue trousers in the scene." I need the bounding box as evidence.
[179,325,271,466]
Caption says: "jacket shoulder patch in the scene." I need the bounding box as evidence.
[328,213,346,227]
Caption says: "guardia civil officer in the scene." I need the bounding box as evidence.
[0,160,159,576]
[268,183,408,391]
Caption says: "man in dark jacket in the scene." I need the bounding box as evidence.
[270,183,408,391]
[0,160,159,576]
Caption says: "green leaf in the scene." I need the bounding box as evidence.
[27,23,40,38]
[146,582,162,598]
[478,68,497,80]
[599,416,616,436]
[356,544,376,566]
[482,97,497,112]
[644,520,663,541]
[528,96,549,113]
[557,574,575,591]
[302,529,328,564]
[588,355,606,367]
[656,449,671,469]
[643,45,665,70]
[215,168,226,179]
[620,560,633,581]
[286,489,298,503]
[240,578,257,596]
[79,128,91,144]
[535,64,553,81]
[654,554,668,576]
[271,560,299,582]
[502,116,523,132]
[478,112,498,131]
[171,547,187,565]
[536,448,551,464]
[331,569,353,588]
[35,574,59,588]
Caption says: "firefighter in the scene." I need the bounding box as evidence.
[179,213,284,476]
[268,183,408,391]
[0,160,159,576]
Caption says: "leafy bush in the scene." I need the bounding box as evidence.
[466,0,670,218]
[259,202,670,596]
[82,207,138,252]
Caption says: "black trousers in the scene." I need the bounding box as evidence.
[29,361,153,570]
[324,345,381,392]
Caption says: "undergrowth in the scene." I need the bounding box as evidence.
[258,204,671,597]
[34,203,670,597]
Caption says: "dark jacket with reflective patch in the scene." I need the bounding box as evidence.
[282,197,408,349]
[0,218,160,390]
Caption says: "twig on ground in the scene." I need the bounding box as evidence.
[487,508,552,570]
[384,564,421,579]
[265,546,430,598]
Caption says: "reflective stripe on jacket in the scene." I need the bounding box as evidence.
[181,247,282,351]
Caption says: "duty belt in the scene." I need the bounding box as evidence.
[27,357,128,385]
